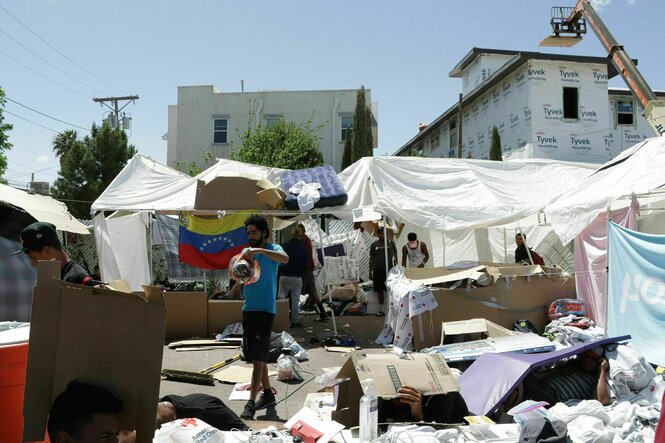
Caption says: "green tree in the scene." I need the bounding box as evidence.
[489,126,503,161]
[231,119,324,169]
[0,87,14,184]
[352,86,374,161]
[341,125,354,170]
[174,150,216,176]
[52,123,137,219]
[52,129,79,168]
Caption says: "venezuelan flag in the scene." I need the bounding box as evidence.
[178,211,251,269]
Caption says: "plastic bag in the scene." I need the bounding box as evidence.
[154,418,223,443]
[281,331,308,361]
[277,353,304,381]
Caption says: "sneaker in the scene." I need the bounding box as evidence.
[376,311,385,317]
[314,315,329,322]
[255,388,276,410]
[240,399,255,419]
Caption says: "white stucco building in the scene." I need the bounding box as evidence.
[395,48,662,163]
[165,86,378,172]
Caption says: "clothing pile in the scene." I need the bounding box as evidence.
[543,315,605,348]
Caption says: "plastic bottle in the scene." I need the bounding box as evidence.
[359,378,378,442]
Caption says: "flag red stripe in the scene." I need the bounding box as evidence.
[178,243,246,270]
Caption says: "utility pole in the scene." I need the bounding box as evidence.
[93,95,139,131]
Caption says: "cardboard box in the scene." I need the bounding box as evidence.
[195,177,271,210]
[23,261,165,443]
[408,264,576,350]
[207,299,290,336]
[331,353,459,427]
[163,291,208,340]
[437,319,555,362]
[440,318,516,344]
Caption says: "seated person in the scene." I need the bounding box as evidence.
[378,386,469,424]
[157,393,249,431]
[512,352,610,407]
[514,233,545,266]
[48,380,135,443]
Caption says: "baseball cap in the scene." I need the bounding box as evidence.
[12,222,61,256]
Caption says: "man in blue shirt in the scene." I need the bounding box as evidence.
[240,214,289,420]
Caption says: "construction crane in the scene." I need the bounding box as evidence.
[541,1,665,136]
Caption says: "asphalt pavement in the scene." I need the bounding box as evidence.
[158,313,388,425]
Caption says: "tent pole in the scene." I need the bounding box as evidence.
[148,212,153,284]
[503,228,507,263]
[442,231,446,267]
[383,217,389,272]
[604,206,611,337]
[316,213,338,336]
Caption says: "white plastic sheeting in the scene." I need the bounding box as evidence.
[546,137,665,245]
[93,211,151,291]
[0,183,89,234]
[338,156,595,232]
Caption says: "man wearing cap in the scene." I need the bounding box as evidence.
[14,222,93,286]
[238,214,288,420]
[401,232,429,268]
[368,226,397,316]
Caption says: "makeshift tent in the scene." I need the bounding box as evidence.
[0,183,89,234]
[546,137,665,245]
[93,155,600,286]
[337,156,597,268]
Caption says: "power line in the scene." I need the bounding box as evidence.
[4,109,60,133]
[0,5,125,95]
[5,163,60,180]
[5,96,90,131]
[7,157,60,171]
[0,27,108,96]
[0,48,91,99]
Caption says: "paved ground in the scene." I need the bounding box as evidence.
[158,313,388,424]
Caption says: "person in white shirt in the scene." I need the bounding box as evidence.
[401,233,429,268]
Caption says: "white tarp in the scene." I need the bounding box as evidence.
[0,183,89,234]
[338,156,596,233]
[546,137,665,245]
[91,154,196,213]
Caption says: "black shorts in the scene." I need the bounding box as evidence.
[372,268,387,292]
[242,311,275,362]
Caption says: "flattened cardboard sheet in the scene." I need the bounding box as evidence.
[22,261,165,443]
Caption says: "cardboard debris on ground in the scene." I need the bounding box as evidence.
[332,352,459,427]
[213,365,277,384]
[23,261,166,443]
[168,338,241,349]
[324,346,362,353]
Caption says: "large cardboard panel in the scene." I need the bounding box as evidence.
[163,291,208,340]
[440,318,516,344]
[23,261,165,443]
[207,299,290,336]
[195,177,271,210]
[411,267,575,350]
[331,353,459,427]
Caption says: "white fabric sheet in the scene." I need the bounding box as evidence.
[104,212,151,291]
[338,156,595,233]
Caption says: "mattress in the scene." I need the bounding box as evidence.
[281,165,348,210]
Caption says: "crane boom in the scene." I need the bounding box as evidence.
[548,0,665,136]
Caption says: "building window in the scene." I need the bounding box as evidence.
[265,115,282,128]
[341,116,353,141]
[213,118,228,144]
[617,100,634,125]
[449,121,457,149]
[563,87,579,119]
[430,129,440,151]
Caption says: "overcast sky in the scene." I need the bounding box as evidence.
[1,0,661,188]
